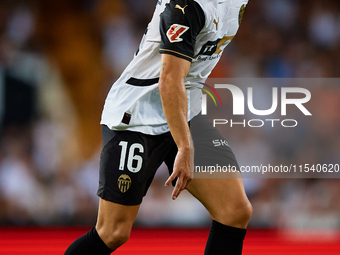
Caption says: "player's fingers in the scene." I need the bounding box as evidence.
[171,177,183,200]
[172,171,193,200]
[165,172,177,187]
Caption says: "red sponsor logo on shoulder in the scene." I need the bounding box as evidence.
[166,24,189,43]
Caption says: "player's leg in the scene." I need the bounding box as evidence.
[64,126,176,255]
[187,114,252,254]
[186,177,252,255]
[64,199,139,255]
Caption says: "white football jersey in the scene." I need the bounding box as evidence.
[101,0,249,135]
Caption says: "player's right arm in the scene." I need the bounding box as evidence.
[158,0,205,199]
[159,53,193,200]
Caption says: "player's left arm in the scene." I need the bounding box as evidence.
[158,0,205,199]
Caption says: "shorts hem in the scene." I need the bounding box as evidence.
[97,190,142,206]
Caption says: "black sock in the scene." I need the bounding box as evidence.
[204,220,247,255]
[64,227,114,255]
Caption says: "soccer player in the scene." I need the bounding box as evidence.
[65,0,252,254]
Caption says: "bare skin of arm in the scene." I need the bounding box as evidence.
[158,53,193,200]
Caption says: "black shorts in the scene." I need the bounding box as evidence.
[97,114,239,205]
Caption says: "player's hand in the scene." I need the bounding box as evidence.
[165,146,194,200]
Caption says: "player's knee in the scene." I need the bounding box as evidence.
[240,199,253,223]
[97,226,131,250]
[109,228,130,248]
[217,198,253,228]
[231,198,253,225]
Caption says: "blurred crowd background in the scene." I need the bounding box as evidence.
[0,0,340,228]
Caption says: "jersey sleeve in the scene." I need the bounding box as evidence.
[159,0,205,62]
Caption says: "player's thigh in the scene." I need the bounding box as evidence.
[186,176,252,228]
[188,115,252,228]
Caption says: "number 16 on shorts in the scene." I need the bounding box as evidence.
[118,141,144,173]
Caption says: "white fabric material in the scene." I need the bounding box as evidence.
[101,0,249,135]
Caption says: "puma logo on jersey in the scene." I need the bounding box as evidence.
[167,24,189,43]
[175,4,188,14]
